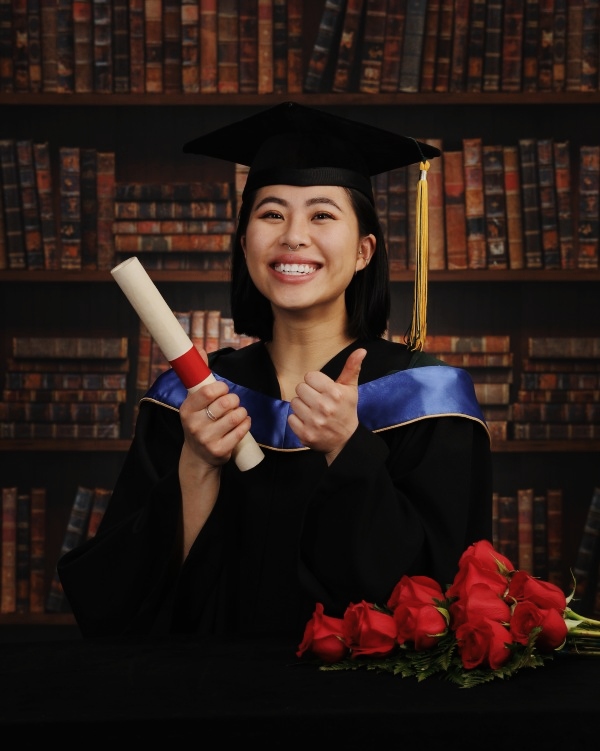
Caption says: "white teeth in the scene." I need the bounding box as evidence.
[273,263,316,275]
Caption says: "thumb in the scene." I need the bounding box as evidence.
[336,348,367,387]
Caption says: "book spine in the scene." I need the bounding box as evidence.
[73,0,93,93]
[425,334,511,353]
[256,0,273,94]
[332,0,365,94]
[113,218,235,234]
[537,0,555,91]
[115,199,233,219]
[272,0,287,93]
[462,137,486,269]
[204,309,221,352]
[238,0,258,94]
[144,0,163,93]
[217,0,239,93]
[163,0,182,93]
[518,138,543,269]
[28,486,46,613]
[286,0,303,93]
[532,492,548,578]
[419,0,440,92]
[181,0,199,93]
[482,144,509,269]
[572,487,600,608]
[80,147,98,270]
[112,0,130,92]
[0,0,14,92]
[577,144,600,269]
[502,144,525,270]
[443,150,468,270]
[377,0,403,94]
[16,138,45,269]
[522,0,540,91]
[398,0,428,94]
[552,0,567,91]
[32,141,59,270]
[0,138,26,269]
[545,488,564,587]
[1,486,17,613]
[12,335,128,358]
[465,0,486,92]
[114,233,232,252]
[433,0,453,92]
[447,0,470,93]
[116,181,232,201]
[40,0,58,92]
[386,166,408,270]
[517,487,534,572]
[12,0,28,91]
[93,0,112,92]
[581,0,599,91]
[27,0,43,92]
[528,335,600,358]
[15,491,30,613]
[58,146,82,270]
[482,0,503,92]
[566,0,584,91]
[199,0,217,93]
[96,151,116,270]
[536,138,561,269]
[129,0,145,92]
[553,140,576,269]
[357,0,387,94]
[497,494,519,566]
[304,0,346,93]
[501,0,524,91]
[86,487,111,538]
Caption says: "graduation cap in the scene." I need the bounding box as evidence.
[183,102,441,351]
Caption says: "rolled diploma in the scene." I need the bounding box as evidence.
[111,256,264,471]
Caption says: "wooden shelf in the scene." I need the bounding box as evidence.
[2,92,600,107]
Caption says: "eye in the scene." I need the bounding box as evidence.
[312,211,335,221]
[258,209,284,220]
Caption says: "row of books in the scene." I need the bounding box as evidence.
[491,486,564,588]
[0,483,110,615]
[381,137,597,272]
[0,0,304,95]
[0,139,116,271]
[306,0,600,94]
[0,336,129,439]
[3,135,600,273]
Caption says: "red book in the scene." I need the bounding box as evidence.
[552,0,567,91]
[443,150,468,270]
[181,0,200,93]
[86,487,111,538]
[419,0,440,92]
[1,486,17,613]
[238,0,258,94]
[129,0,145,92]
[112,0,130,92]
[566,0,584,91]
[272,0,287,93]
[462,137,486,269]
[448,0,470,92]
[553,140,576,269]
[144,0,163,93]
[217,0,239,93]
[546,488,564,588]
[577,144,600,270]
[434,0,453,92]
[96,151,116,270]
[379,0,405,94]
[286,0,303,93]
[163,0,182,93]
[501,0,525,92]
[502,145,525,270]
[200,0,218,92]
[256,0,272,94]
[92,0,112,93]
[28,487,46,614]
[73,0,93,93]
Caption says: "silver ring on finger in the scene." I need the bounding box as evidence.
[205,405,218,422]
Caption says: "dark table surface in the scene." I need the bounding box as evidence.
[0,633,597,747]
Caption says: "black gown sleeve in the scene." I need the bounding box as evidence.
[297,415,493,617]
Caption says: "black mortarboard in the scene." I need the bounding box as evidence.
[183,101,440,205]
[183,102,441,351]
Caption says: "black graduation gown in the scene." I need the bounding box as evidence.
[58,338,493,640]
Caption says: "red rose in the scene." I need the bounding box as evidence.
[393,601,448,650]
[509,601,568,652]
[445,558,509,602]
[387,575,445,611]
[342,601,398,658]
[456,539,515,575]
[455,615,513,670]
[296,603,349,663]
[505,571,567,611]
[450,582,511,629]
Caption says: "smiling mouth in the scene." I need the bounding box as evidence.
[272,263,318,275]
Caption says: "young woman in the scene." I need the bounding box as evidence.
[58,103,493,639]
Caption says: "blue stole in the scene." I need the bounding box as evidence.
[143,365,488,451]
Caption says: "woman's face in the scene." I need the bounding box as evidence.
[241,184,374,321]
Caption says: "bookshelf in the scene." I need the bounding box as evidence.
[1,1,600,630]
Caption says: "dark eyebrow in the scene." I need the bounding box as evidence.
[254,195,344,212]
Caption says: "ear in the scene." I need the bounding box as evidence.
[356,234,376,271]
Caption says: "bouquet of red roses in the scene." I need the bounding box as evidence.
[296,540,600,687]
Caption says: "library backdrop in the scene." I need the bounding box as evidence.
[1,1,600,639]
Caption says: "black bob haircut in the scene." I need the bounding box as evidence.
[230,187,390,343]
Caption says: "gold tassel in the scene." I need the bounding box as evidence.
[405,160,429,352]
